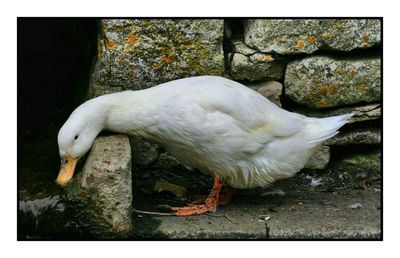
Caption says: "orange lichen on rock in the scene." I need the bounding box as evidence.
[183,43,192,49]
[128,34,140,45]
[107,39,117,49]
[321,33,329,39]
[264,54,274,62]
[356,84,367,92]
[296,40,305,49]
[321,33,336,39]
[362,34,369,42]
[307,35,317,44]
[316,99,328,108]
[128,70,136,78]
[160,51,174,64]
[330,23,339,29]
[348,70,358,77]
[272,39,280,45]
[327,85,338,94]
[361,44,370,49]
[318,85,338,95]
[153,63,161,70]
[338,67,346,75]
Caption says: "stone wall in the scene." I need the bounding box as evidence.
[89,19,382,188]
[89,19,224,96]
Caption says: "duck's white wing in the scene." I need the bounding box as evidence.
[158,76,307,156]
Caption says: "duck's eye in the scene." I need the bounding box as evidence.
[74,135,79,140]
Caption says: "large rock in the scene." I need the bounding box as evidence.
[243,19,381,54]
[90,19,224,97]
[285,56,381,109]
[326,127,381,146]
[229,39,285,81]
[291,103,381,124]
[80,135,132,233]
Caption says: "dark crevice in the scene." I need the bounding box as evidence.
[223,19,246,78]
[222,20,232,77]
[18,18,99,138]
[265,221,271,239]
[330,144,381,161]
[249,45,382,61]
[339,118,382,131]
[224,18,244,41]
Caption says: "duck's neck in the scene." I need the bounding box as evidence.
[92,90,159,138]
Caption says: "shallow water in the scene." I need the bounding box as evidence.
[18,129,113,240]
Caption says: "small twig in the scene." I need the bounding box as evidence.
[223,213,238,224]
[207,212,238,224]
[132,209,176,216]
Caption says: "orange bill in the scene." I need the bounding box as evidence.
[55,154,78,186]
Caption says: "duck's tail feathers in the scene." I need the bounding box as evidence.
[307,113,354,145]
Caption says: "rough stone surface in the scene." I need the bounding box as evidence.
[243,19,381,54]
[133,187,381,239]
[246,81,283,107]
[80,134,132,233]
[304,145,330,170]
[266,189,381,239]
[134,205,266,239]
[285,55,381,108]
[291,103,381,124]
[229,39,285,81]
[326,127,381,145]
[90,19,224,97]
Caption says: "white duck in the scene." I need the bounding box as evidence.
[56,76,353,216]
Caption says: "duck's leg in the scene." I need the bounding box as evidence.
[171,176,224,216]
[192,184,236,205]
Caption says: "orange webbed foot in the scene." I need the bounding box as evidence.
[171,176,225,216]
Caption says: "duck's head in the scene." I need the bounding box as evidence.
[55,103,104,185]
